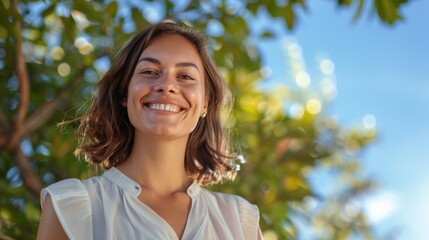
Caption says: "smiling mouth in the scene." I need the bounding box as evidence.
[145,103,183,113]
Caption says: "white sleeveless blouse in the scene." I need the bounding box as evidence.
[41,167,260,240]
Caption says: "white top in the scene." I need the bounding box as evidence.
[41,167,260,240]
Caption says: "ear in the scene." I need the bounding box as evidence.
[121,98,127,107]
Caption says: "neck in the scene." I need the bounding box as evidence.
[116,133,192,195]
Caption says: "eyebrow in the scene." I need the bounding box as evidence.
[138,57,200,72]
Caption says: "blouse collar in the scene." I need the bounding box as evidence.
[103,167,201,199]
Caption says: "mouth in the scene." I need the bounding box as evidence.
[144,103,184,113]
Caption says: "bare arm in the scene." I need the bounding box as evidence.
[36,194,69,240]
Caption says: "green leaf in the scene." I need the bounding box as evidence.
[0,24,7,39]
[131,7,148,31]
[60,16,77,43]
[284,4,295,30]
[338,0,353,6]
[261,30,274,38]
[247,2,260,15]
[165,0,175,16]
[114,17,125,33]
[374,0,403,24]
[106,1,118,19]
[353,0,365,21]
[73,0,101,21]
[41,3,57,18]
[0,0,8,15]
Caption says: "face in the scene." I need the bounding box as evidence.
[125,34,208,141]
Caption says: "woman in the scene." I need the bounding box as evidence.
[37,22,262,240]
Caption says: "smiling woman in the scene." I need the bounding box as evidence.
[36,22,262,240]
[126,34,207,141]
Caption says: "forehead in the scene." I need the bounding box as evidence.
[140,34,203,66]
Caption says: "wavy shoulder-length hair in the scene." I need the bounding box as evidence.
[75,22,237,185]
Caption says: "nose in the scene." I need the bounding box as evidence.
[153,72,178,94]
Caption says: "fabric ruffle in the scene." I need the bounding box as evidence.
[236,196,260,240]
[41,178,93,240]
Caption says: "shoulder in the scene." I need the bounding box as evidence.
[202,189,260,239]
[206,190,259,215]
[41,178,87,203]
[40,178,93,240]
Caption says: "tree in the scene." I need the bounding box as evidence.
[0,0,408,239]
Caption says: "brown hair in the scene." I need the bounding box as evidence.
[75,22,237,185]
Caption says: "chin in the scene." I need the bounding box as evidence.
[141,128,191,140]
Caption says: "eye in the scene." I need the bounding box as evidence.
[141,70,159,76]
[178,74,195,80]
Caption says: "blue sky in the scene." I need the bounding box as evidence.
[255,1,429,239]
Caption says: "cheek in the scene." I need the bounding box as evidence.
[194,88,207,110]
[125,81,148,115]
[128,80,149,98]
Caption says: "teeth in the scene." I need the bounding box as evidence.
[148,103,180,113]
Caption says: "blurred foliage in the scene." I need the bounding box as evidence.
[0,0,408,239]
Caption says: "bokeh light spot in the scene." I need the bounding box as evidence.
[286,42,302,59]
[50,46,64,60]
[363,114,376,129]
[345,200,361,218]
[71,10,89,30]
[295,71,311,88]
[283,176,299,190]
[306,99,322,115]
[74,37,94,55]
[363,191,399,224]
[289,104,304,119]
[58,63,70,77]
[260,66,272,78]
[320,59,335,75]
[263,230,278,240]
[320,78,337,99]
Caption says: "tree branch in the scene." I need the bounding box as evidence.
[7,0,30,151]
[22,98,61,135]
[0,233,16,240]
[14,147,43,197]
[0,108,9,148]
[22,68,85,135]
[5,0,42,199]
